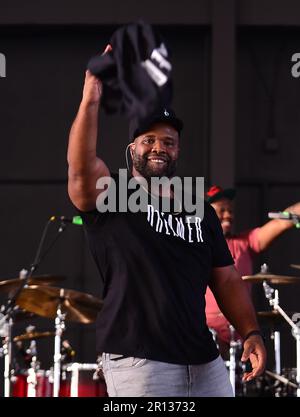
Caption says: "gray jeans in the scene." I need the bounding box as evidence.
[101,353,233,397]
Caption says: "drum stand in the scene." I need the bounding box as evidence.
[263,280,300,397]
[0,314,13,397]
[228,325,241,396]
[0,269,29,397]
[53,295,66,397]
[27,340,38,397]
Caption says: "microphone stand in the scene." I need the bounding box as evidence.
[228,325,241,396]
[263,280,300,397]
[53,297,66,398]
[262,282,281,375]
[0,217,68,397]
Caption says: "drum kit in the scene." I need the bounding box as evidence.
[2,261,300,398]
[0,271,107,397]
[222,263,300,397]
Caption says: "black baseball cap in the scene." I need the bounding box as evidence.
[206,185,236,203]
[129,107,183,141]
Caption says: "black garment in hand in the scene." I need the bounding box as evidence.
[87,20,173,120]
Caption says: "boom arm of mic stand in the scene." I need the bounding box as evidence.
[0,217,69,397]
[1,217,68,316]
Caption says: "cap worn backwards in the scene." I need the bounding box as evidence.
[206,185,236,203]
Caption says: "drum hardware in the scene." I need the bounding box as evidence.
[0,271,31,398]
[265,370,298,391]
[0,313,13,398]
[228,325,240,396]
[53,301,65,397]
[12,325,46,397]
[263,279,300,397]
[66,363,98,397]
[225,325,244,397]
[13,285,102,397]
[0,216,71,396]
[26,339,39,397]
[61,362,107,397]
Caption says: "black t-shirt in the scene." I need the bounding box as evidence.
[80,174,233,365]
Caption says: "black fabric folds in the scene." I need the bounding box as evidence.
[87,20,173,120]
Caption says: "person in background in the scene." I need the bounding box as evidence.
[205,185,300,352]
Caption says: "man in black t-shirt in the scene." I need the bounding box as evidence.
[67,44,266,397]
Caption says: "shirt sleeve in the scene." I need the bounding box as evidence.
[247,227,261,253]
[72,172,120,229]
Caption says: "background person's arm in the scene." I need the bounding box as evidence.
[257,202,300,251]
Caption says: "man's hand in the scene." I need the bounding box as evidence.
[241,334,267,382]
[285,201,300,218]
[82,44,112,106]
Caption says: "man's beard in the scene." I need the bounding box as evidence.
[132,151,177,179]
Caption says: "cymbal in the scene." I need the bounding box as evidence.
[290,264,300,270]
[15,285,103,324]
[242,273,300,284]
[13,309,37,322]
[257,311,292,326]
[14,331,55,342]
[0,275,66,293]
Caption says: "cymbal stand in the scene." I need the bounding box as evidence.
[27,339,38,397]
[0,218,69,397]
[263,281,300,397]
[0,269,28,397]
[228,325,238,396]
[0,313,13,397]
[263,281,281,375]
[53,294,66,397]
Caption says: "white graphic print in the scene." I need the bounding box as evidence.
[147,204,203,243]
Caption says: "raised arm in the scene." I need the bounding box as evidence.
[257,201,300,251]
[209,265,266,381]
[67,45,112,211]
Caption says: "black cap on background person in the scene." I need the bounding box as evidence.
[206,185,236,204]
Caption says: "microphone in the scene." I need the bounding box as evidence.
[268,211,300,227]
[50,215,83,226]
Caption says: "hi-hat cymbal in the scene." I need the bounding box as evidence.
[242,273,300,284]
[15,285,103,324]
[290,264,300,270]
[0,275,66,293]
[13,331,55,342]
